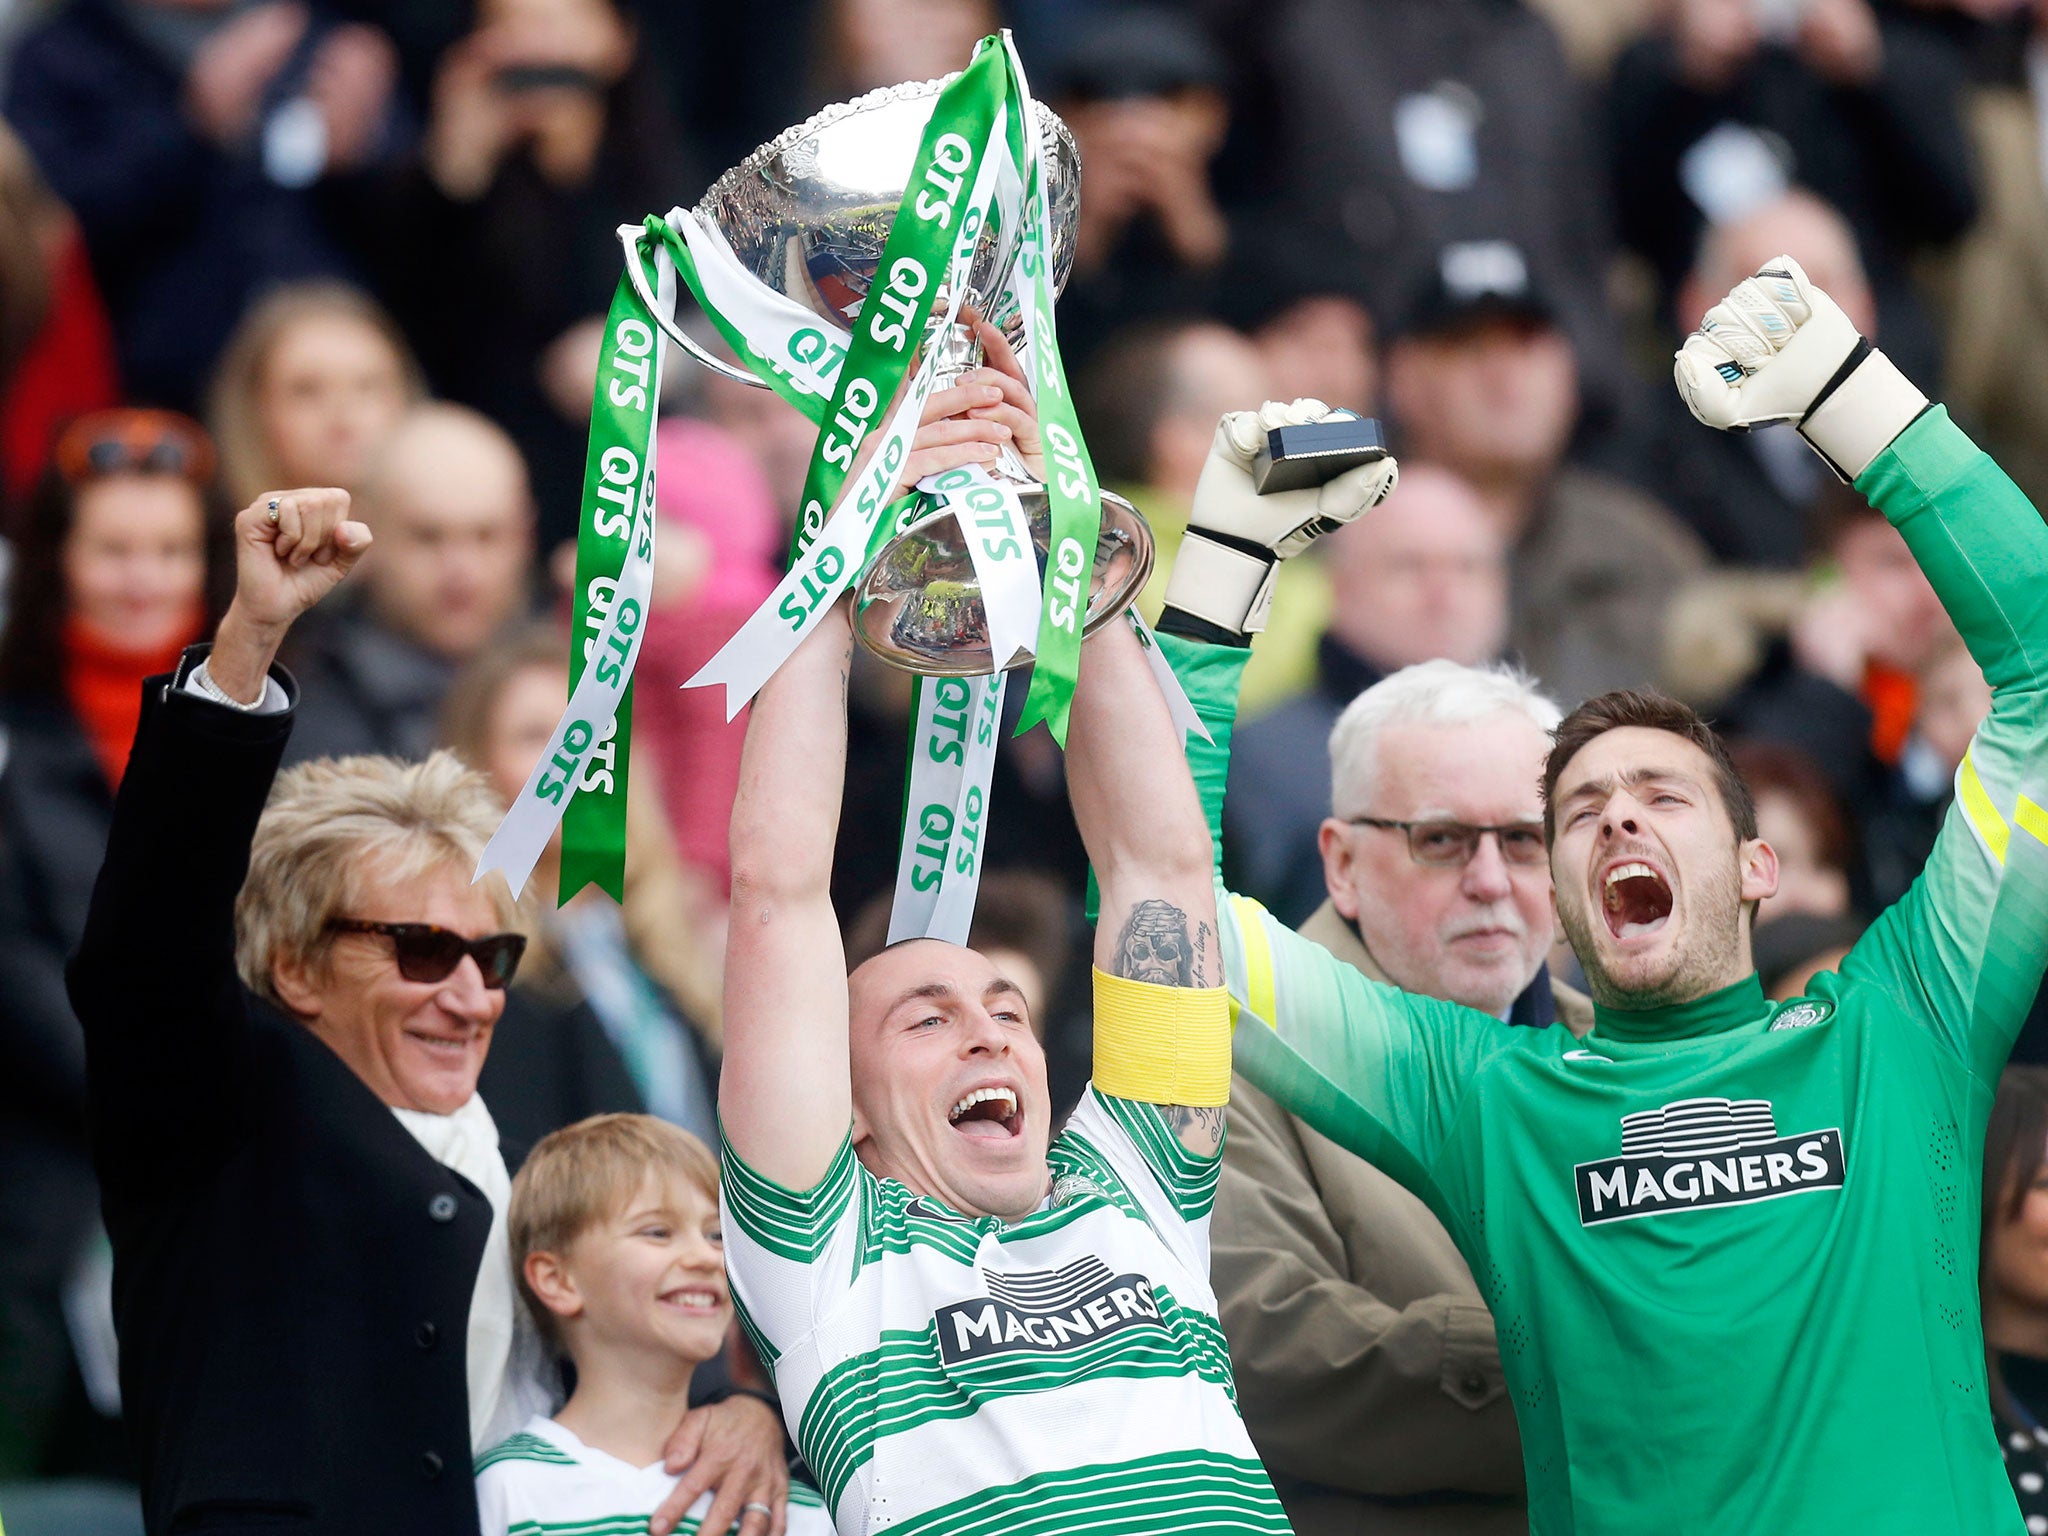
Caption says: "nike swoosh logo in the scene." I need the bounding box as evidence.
[1562,1049,1616,1063]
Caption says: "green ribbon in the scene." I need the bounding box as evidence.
[559,270,666,903]
[784,40,1010,561]
[1003,39,1103,747]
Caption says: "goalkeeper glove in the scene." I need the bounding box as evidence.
[1674,254,1928,481]
[1162,398,1400,643]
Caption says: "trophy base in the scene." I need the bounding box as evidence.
[852,487,1154,675]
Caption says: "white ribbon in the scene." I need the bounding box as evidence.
[919,460,1042,673]
[1129,609,1213,746]
[666,208,849,421]
[889,670,1007,945]
[882,456,1038,943]
[683,324,951,721]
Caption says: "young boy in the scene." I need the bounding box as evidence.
[476,1114,834,1536]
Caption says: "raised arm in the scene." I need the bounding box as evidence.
[1143,407,1507,1196]
[718,383,1016,1190]
[1159,628,1506,1201]
[717,602,858,1191]
[1677,256,2048,1080]
[67,489,369,1188]
[1066,613,1227,1154]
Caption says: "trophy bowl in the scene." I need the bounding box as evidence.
[692,76,1080,359]
[660,74,1154,675]
[853,488,1153,675]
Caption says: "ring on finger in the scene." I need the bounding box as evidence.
[741,1503,774,1521]
[266,498,281,526]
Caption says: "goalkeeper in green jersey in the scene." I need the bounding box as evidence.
[1149,258,2048,1534]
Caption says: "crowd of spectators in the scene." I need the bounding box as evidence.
[3,0,2047,1529]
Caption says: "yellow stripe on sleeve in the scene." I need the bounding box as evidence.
[1091,969,1232,1107]
[2016,795,2048,851]
[1959,748,2012,865]
[1228,893,1278,1030]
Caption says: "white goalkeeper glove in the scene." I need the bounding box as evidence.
[1674,254,1928,482]
[1162,398,1400,639]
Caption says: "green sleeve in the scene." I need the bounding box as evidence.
[1160,631,1513,1205]
[1837,407,2048,1082]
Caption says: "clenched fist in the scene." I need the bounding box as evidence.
[1165,398,1399,639]
[209,488,372,702]
[1675,255,1928,482]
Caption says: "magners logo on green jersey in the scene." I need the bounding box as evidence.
[936,1256,1166,1363]
[1574,1097,1846,1226]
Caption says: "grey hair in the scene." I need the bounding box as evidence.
[235,750,523,1005]
[1327,659,1563,817]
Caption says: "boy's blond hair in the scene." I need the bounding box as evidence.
[509,1114,721,1348]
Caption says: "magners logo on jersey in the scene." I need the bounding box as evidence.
[1574,1097,1846,1226]
[936,1255,1165,1363]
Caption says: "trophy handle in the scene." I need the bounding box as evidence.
[617,222,769,391]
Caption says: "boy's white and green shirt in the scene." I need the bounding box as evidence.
[474,1414,834,1536]
[719,1088,1290,1535]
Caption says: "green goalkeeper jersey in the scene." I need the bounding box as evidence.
[1166,407,2048,1535]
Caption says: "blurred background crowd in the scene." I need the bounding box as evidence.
[3,0,2048,1525]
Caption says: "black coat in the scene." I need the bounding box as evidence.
[67,649,493,1536]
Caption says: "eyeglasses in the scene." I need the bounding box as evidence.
[54,410,216,487]
[326,919,527,989]
[1347,816,1549,868]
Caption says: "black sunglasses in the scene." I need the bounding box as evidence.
[327,919,527,989]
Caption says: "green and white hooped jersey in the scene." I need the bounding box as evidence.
[473,1414,835,1536]
[719,1088,1290,1535]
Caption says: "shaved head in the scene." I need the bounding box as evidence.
[849,939,1028,1025]
[845,939,1053,1222]
[353,402,534,659]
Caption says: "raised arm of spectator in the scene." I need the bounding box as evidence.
[66,490,368,1188]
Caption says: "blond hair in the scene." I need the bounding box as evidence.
[509,1113,721,1345]
[208,280,426,507]
[235,750,521,1004]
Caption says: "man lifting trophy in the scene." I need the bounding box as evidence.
[478,32,1168,939]
[464,29,1399,1536]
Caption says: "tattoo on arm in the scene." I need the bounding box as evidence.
[1164,1103,1226,1155]
[1114,900,1213,987]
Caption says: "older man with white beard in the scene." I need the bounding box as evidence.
[1213,660,1591,1536]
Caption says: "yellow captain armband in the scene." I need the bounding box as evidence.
[1090,968,1233,1108]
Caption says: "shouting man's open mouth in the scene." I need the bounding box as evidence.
[1602,860,1673,941]
[948,1085,1024,1141]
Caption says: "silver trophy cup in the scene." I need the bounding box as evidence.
[629,76,1152,675]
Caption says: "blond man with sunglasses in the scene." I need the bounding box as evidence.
[66,487,787,1536]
